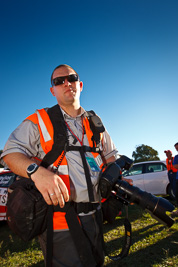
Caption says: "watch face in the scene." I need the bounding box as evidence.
[27,163,37,173]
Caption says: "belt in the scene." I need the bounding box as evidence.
[53,201,100,214]
[73,202,99,214]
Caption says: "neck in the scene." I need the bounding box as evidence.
[59,103,81,118]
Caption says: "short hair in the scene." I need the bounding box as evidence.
[51,64,79,85]
[174,142,178,147]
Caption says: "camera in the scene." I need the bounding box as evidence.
[99,156,175,228]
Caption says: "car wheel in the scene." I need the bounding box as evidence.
[167,184,175,200]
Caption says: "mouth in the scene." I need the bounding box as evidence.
[65,88,76,95]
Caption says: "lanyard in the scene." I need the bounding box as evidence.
[65,117,84,146]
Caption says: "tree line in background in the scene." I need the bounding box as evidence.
[0,144,159,169]
[132,144,160,163]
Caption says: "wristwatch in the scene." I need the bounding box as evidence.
[26,163,39,179]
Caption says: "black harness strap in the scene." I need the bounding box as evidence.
[41,105,68,168]
[79,146,95,202]
[46,206,53,267]
[65,145,102,202]
[65,205,96,267]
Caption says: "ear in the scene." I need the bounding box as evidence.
[80,81,83,92]
[50,87,55,96]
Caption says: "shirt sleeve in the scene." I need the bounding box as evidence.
[101,129,118,160]
[173,155,178,165]
[1,120,42,160]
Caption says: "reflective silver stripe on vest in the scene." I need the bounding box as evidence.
[95,154,103,168]
[36,110,51,142]
[58,165,68,175]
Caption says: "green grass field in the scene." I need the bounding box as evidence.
[0,201,177,267]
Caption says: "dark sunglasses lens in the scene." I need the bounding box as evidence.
[52,77,65,86]
[68,74,79,82]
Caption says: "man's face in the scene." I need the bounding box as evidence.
[50,66,83,106]
[166,151,172,158]
[175,145,178,152]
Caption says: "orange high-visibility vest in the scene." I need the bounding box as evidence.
[166,158,177,173]
[26,108,104,230]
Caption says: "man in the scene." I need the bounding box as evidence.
[1,64,131,266]
[174,142,178,152]
[164,150,177,196]
[172,142,178,216]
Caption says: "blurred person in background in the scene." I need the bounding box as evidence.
[164,150,177,196]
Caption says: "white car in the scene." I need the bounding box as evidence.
[122,161,174,198]
[0,168,16,220]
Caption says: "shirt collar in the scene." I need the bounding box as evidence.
[59,106,86,120]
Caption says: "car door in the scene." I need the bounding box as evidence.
[122,163,145,190]
[143,162,168,195]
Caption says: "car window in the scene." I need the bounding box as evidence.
[145,163,167,173]
[122,164,143,176]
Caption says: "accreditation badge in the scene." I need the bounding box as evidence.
[86,156,100,175]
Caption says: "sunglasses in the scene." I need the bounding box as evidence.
[51,74,79,86]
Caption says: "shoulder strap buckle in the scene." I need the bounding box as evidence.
[86,110,105,147]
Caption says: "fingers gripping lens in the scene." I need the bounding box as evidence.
[52,74,79,86]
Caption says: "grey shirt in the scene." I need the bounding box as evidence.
[1,106,118,202]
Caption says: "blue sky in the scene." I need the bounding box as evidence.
[0,0,178,160]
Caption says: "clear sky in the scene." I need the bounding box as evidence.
[0,0,178,161]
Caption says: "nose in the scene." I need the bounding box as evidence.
[63,78,71,85]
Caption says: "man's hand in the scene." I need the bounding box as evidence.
[31,167,69,207]
[173,164,178,169]
[122,177,133,186]
[105,156,133,186]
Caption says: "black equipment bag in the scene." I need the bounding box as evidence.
[6,178,48,241]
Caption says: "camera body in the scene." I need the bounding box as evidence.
[99,156,175,227]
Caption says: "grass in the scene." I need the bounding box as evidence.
[0,199,177,267]
[103,202,178,267]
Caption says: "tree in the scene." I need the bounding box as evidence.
[132,144,160,163]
